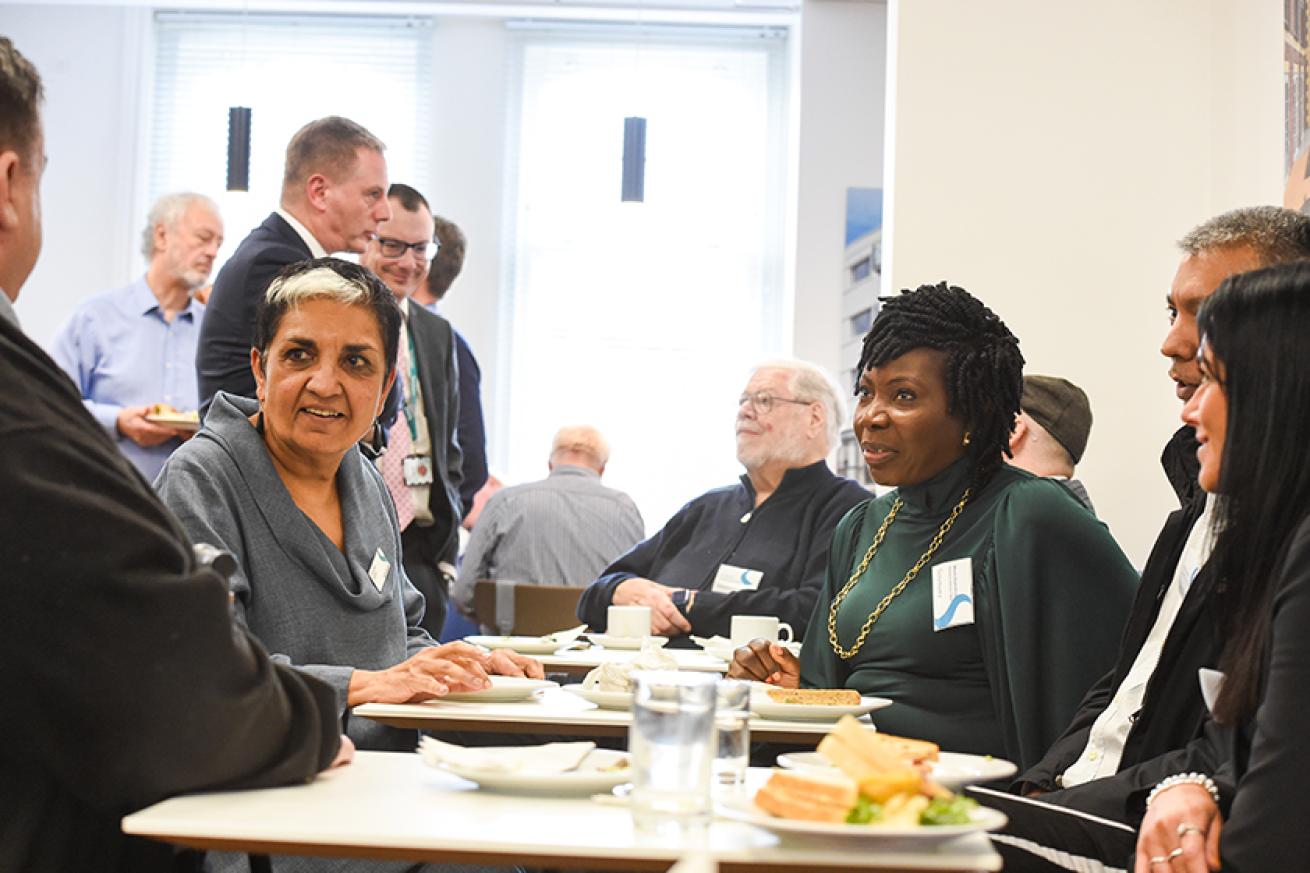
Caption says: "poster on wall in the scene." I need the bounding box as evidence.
[1285,1,1310,211]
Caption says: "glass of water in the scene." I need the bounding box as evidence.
[713,679,751,789]
[629,670,717,832]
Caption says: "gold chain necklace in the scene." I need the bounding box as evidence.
[827,488,971,660]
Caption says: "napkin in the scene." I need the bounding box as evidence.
[418,736,596,774]
[581,643,678,691]
[542,624,588,645]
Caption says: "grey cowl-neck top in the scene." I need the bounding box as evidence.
[156,391,436,751]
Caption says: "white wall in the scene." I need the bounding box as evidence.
[791,0,886,375]
[1,4,149,345]
[882,0,1283,566]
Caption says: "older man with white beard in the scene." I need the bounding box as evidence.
[52,191,223,480]
[576,360,870,643]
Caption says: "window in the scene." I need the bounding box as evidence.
[500,26,791,532]
[150,13,432,271]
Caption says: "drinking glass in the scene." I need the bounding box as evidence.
[713,679,751,788]
[629,670,717,832]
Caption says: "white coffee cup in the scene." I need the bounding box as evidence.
[730,614,794,648]
[608,604,652,638]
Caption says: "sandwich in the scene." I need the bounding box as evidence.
[817,715,945,801]
[754,769,858,823]
[765,687,861,706]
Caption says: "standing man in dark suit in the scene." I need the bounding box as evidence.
[360,184,463,637]
[197,116,390,407]
[411,216,488,516]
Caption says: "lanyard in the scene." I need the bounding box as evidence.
[400,321,420,443]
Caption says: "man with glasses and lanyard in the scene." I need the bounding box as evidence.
[576,360,870,643]
[360,183,464,638]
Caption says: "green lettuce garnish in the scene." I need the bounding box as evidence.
[846,796,882,824]
[919,795,978,825]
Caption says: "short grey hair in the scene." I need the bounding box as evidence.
[141,192,219,260]
[751,359,846,453]
[1178,206,1310,266]
[550,425,610,467]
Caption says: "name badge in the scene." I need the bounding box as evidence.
[368,548,391,592]
[403,455,434,486]
[931,557,974,631]
[711,564,764,594]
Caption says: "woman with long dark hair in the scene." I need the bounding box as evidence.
[1134,261,1310,871]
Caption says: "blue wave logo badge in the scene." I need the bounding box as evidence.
[933,593,973,630]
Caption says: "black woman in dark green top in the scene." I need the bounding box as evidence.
[730,283,1137,770]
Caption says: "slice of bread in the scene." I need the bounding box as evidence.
[817,714,940,799]
[765,687,861,706]
[754,769,857,823]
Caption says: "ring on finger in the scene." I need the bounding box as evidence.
[1177,823,1203,838]
[1148,856,1169,866]
[1167,847,1184,860]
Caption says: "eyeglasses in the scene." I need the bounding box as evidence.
[377,236,438,261]
[738,391,814,415]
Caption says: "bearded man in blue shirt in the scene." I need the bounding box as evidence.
[52,191,223,480]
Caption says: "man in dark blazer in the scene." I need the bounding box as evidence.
[197,116,391,407]
[993,207,1310,872]
[360,184,463,638]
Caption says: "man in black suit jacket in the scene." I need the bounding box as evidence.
[360,184,463,638]
[994,207,1310,871]
[197,116,391,407]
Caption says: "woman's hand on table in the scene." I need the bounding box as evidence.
[1133,783,1222,873]
[726,640,800,688]
[486,649,545,679]
[612,577,691,635]
[348,646,492,705]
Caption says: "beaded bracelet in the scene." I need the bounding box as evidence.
[1146,773,1221,808]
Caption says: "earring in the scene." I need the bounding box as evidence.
[962,431,971,447]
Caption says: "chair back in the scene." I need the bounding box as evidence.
[472,579,584,636]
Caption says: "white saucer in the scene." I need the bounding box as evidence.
[464,635,566,655]
[749,691,892,722]
[430,748,632,794]
[586,634,668,651]
[563,685,634,710]
[434,676,557,703]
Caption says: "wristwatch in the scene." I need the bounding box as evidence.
[671,588,697,615]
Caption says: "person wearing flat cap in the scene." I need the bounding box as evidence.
[1007,374,1095,512]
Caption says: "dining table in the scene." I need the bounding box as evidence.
[353,685,881,745]
[121,750,1003,872]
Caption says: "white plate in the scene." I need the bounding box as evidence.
[586,634,668,650]
[563,685,633,710]
[464,635,566,655]
[750,692,892,722]
[432,748,632,794]
[775,751,1018,791]
[434,676,558,703]
[715,794,1006,839]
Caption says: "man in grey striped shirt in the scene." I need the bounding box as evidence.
[453,425,644,622]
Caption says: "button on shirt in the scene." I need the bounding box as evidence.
[51,276,204,482]
[1058,493,1216,787]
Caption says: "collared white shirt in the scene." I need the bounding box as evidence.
[1059,493,1216,787]
[275,207,329,258]
[0,290,19,328]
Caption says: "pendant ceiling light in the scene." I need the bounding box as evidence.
[621,115,646,203]
[226,106,251,192]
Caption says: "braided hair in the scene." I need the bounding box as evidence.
[857,282,1024,481]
